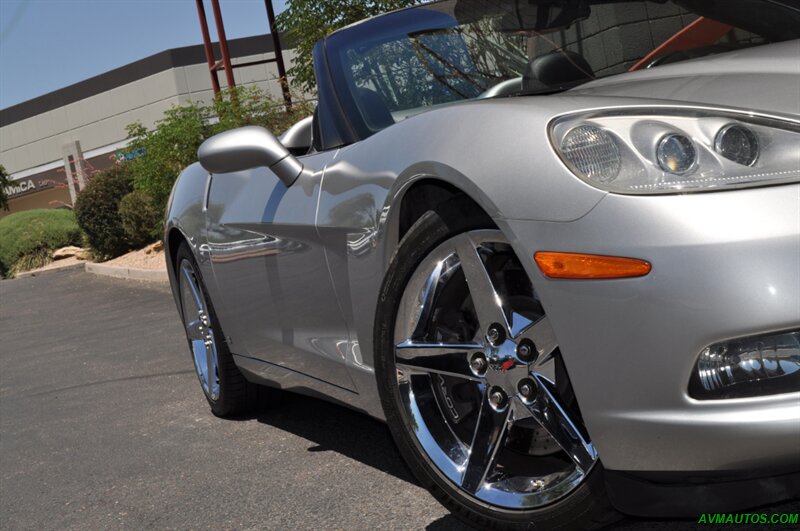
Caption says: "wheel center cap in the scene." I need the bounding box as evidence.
[484,340,529,391]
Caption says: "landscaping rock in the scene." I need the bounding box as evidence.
[75,249,92,260]
[144,241,164,254]
[52,246,86,260]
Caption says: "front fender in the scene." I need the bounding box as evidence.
[164,162,211,313]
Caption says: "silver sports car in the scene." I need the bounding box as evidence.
[165,0,800,528]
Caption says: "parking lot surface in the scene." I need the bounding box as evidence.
[1,269,796,530]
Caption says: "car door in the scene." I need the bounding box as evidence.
[204,150,357,391]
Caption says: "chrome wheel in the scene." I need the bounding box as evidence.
[393,230,597,509]
[179,259,220,401]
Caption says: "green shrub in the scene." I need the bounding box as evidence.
[8,246,51,278]
[123,86,314,216]
[125,103,211,213]
[119,190,162,248]
[74,164,133,259]
[0,208,83,276]
[211,86,314,138]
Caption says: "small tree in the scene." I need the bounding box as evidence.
[211,85,313,136]
[0,164,11,211]
[125,102,212,210]
[277,0,419,92]
[124,87,313,216]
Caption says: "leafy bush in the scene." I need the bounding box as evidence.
[125,103,211,211]
[212,86,313,138]
[74,164,133,259]
[119,190,162,248]
[0,209,83,276]
[124,86,314,216]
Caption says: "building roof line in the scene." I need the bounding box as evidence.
[0,32,283,128]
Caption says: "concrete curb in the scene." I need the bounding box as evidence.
[15,261,85,279]
[85,262,169,283]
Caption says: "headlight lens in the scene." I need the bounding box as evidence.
[689,330,800,399]
[714,123,759,166]
[656,133,696,174]
[550,108,800,194]
[559,125,621,183]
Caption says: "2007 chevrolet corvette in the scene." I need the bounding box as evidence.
[165,1,800,528]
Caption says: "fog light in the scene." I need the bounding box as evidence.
[690,330,800,399]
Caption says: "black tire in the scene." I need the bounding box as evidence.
[374,201,619,530]
[176,241,267,417]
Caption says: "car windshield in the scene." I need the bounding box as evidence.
[328,0,800,133]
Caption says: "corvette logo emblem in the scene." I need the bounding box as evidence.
[488,355,517,374]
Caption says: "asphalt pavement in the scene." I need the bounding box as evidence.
[1,269,796,530]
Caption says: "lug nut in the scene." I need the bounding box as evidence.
[516,339,537,363]
[488,387,507,409]
[470,354,487,375]
[518,378,537,400]
[487,324,505,346]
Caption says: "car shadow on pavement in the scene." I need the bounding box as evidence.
[425,515,473,530]
[224,390,787,531]
[231,390,417,484]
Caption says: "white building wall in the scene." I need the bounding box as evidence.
[0,48,302,179]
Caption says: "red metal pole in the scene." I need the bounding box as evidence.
[264,0,292,109]
[195,0,221,94]
[210,0,236,90]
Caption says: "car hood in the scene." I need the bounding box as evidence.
[568,40,800,117]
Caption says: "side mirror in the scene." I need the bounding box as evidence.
[279,116,313,155]
[198,126,303,186]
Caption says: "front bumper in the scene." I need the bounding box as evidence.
[502,184,800,474]
[604,467,800,517]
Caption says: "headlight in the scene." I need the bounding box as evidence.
[559,125,621,183]
[714,124,759,166]
[656,133,696,175]
[550,108,800,194]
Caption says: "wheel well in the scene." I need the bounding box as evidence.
[397,179,494,242]
[166,227,186,273]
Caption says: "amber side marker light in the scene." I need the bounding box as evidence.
[534,252,651,279]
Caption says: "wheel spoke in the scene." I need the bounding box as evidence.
[516,316,558,366]
[408,258,446,340]
[192,340,207,381]
[454,234,509,335]
[180,259,220,400]
[205,334,216,394]
[461,390,513,493]
[521,375,597,473]
[395,341,484,381]
[186,319,204,340]
[181,263,206,314]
